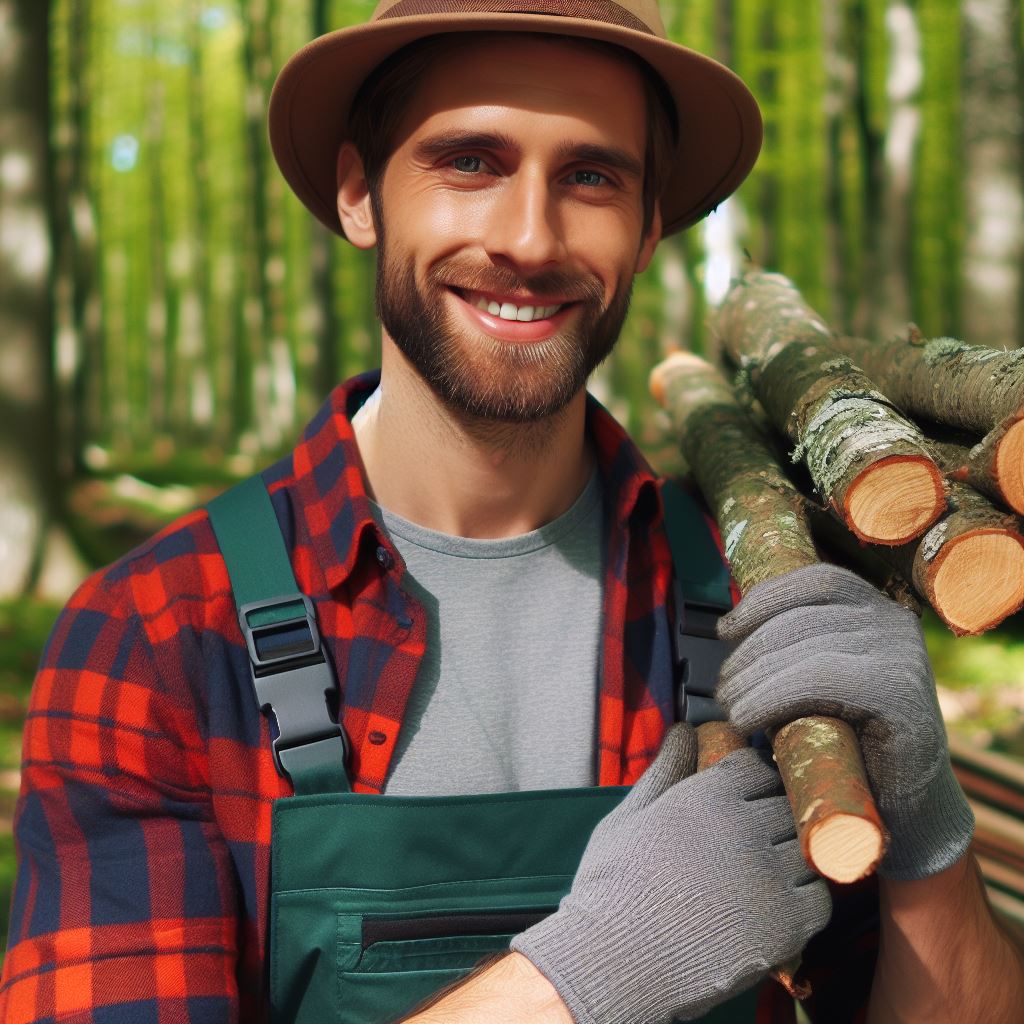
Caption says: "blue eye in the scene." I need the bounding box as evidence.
[452,156,483,173]
[573,170,608,187]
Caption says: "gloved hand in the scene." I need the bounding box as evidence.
[715,562,975,881]
[511,723,831,1024]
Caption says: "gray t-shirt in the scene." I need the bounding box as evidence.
[376,471,605,796]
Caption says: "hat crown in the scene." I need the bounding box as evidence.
[370,0,668,39]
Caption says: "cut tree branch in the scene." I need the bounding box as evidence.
[712,272,946,545]
[651,351,886,885]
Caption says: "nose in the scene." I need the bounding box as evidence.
[482,168,567,274]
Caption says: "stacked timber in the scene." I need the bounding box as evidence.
[649,270,1024,890]
[663,270,1024,638]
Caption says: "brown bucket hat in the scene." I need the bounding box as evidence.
[269,0,762,239]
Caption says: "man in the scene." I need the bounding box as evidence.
[2,2,1022,1022]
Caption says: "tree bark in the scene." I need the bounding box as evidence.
[713,272,946,545]
[961,0,1024,349]
[824,328,1024,433]
[0,0,57,597]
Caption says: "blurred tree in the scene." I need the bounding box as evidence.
[0,0,64,599]
[961,0,1023,348]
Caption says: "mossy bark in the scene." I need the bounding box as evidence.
[713,273,944,543]
[825,329,1024,433]
[650,351,819,592]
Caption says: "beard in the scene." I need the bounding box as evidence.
[374,245,634,424]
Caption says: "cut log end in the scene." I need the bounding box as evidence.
[844,456,945,544]
[807,814,887,884]
[994,417,1024,516]
[931,531,1024,635]
[648,350,696,408]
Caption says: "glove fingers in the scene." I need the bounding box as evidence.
[717,563,883,642]
[753,795,799,848]
[719,606,872,677]
[622,722,698,812]
[717,650,852,734]
[713,746,784,801]
[772,837,818,888]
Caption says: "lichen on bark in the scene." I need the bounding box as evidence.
[713,273,944,542]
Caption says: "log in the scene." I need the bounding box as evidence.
[897,483,1024,636]
[806,485,1024,636]
[696,720,745,772]
[771,718,887,885]
[929,417,1024,516]
[650,351,818,591]
[824,327,1024,435]
[651,351,887,884]
[713,272,946,545]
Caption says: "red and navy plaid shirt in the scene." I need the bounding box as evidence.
[0,371,688,1021]
[0,371,875,1022]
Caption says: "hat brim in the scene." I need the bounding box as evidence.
[269,14,762,239]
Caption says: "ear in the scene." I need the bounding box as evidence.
[336,141,378,249]
[635,202,662,273]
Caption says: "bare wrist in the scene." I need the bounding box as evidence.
[403,951,573,1024]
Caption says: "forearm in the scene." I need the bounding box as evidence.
[402,952,573,1024]
[868,852,1024,1023]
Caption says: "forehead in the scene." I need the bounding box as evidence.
[392,35,649,152]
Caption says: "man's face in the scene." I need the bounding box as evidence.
[367,37,660,423]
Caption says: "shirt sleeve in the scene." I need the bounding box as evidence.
[0,565,243,1023]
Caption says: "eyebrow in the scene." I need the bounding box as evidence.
[414,131,644,180]
[555,141,643,180]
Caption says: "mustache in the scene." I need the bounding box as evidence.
[428,257,605,306]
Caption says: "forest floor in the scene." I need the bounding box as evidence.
[0,598,1021,952]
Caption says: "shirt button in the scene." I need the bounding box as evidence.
[375,546,392,569]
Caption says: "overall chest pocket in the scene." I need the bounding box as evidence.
[272,874,571,1024]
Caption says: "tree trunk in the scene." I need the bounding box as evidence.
[0,0,57,597]
[962,0,1024,348]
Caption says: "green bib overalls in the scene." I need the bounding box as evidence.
[208,476,770,1023]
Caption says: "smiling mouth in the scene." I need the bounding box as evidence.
[451,288,570,323]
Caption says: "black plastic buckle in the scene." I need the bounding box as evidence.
[238,595,348,781]
[672,577,732,726]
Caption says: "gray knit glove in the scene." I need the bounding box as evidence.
[511,724,831,1024]
[715,562,975,881]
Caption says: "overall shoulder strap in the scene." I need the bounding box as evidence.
[660,480,733,726]
[207,475,350,795]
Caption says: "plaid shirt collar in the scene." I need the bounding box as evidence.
[292,370,665,591]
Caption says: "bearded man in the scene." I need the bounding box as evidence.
[2,2,1022,1023]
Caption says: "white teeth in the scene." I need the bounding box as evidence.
[466,292,563,322]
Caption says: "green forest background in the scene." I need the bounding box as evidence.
[2,0,1024,946]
